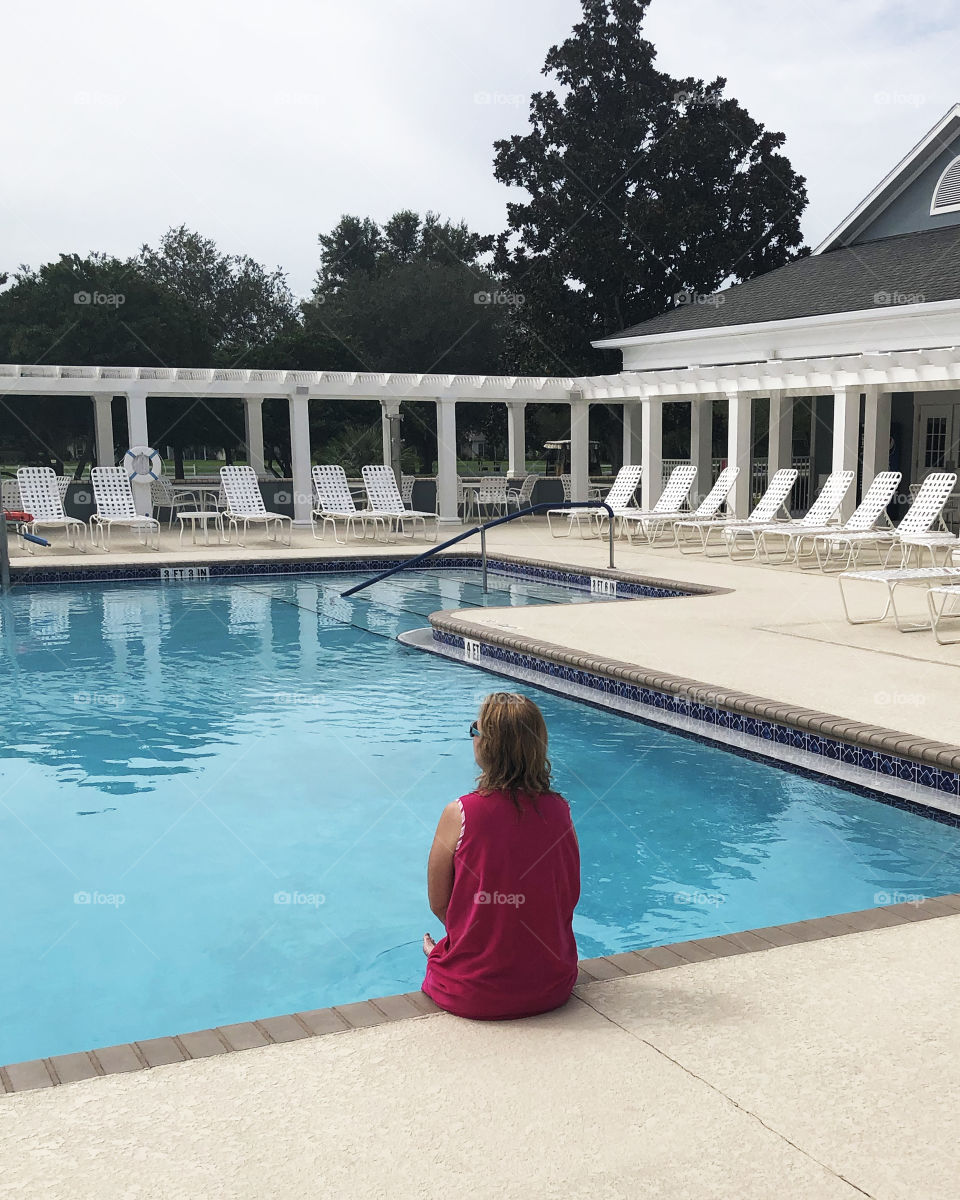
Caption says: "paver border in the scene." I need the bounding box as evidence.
[3,896,959,1095]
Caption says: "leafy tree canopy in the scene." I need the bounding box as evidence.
[493,0,808,373]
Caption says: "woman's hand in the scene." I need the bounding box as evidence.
[423,932,437,957]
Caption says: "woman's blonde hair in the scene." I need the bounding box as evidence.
[474,692,552,811]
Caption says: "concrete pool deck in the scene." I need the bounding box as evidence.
[3,907,960,1199]
[5,519,960,1196]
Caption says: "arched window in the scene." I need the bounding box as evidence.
[931,155,960,215]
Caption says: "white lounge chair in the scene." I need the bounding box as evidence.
[312,465,385,544]
[546,465,642,537]
[811,471,955,572]
[15,467,87,551]
[726,470,855,561]
[220,465,292,547]
[362,464,438,540]
[618,464,698,543]
[675,468,798,554]
[838,565,960,631]
[90,466,160,550]
[764,471,900,567]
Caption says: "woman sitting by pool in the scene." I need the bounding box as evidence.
[422,692,581,1020]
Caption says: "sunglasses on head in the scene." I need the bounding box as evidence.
[469,721,480,738]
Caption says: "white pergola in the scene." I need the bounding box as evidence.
[2,347,958,524]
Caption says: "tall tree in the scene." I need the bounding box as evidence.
[492,0,808,374]
[138,226,299,365]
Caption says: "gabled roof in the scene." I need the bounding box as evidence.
[594,224,960,346]
[814,103,960,253]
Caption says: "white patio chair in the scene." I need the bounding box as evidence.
[1,479,21,511]
[312,465,386,544]
[55,475,72,502]
[560,473,572,501]
[546,465,642,537]
[618,464,698,543]
[811,471,955,572]
[400,474,416,508]
[150,476,200,529]
[676,468,798,554]
[220,465,292,546]
[727,469,855,561]
[90,466,160,550]
[772,471,901,568]
[474,476,509,520]
[362,464,438,541]
[506,474,539,514]
[15,467,87,551]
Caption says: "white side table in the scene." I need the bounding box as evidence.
[177,511,225,546]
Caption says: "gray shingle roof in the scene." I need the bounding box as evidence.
[599,225,960,342]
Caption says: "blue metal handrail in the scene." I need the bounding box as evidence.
[340,500,615,598]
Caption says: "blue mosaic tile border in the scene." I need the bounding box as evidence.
[433,629,960,825]
[8,554,692,600]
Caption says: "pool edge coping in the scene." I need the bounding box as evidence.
[427,611,960,778]
[4,896,960,1096]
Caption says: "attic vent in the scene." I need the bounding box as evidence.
[931,155,960,214]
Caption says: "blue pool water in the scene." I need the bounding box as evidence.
[1,567,959,1064]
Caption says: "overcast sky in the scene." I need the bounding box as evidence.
[2,0,959,298]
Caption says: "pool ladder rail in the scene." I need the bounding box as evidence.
[341,501,616,599]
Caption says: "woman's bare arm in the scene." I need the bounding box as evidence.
[426,801,462,925]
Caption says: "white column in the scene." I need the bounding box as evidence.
[436,399,459,524]
[862,386,891,491]
[622,402,642,465]
[288,388,313,525]
[569,399,589,502]
[727,393,752,516]
[640,398,663,510]
[243,396,266,475]
[124,385,152,517]
[92,395,115,466]
[690,399,713,502]
[832,387,861,519]
[767,391,794,478]
[506,402,526,477]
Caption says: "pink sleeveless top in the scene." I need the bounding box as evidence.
[422,789,580,1020]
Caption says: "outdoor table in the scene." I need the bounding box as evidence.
[176,510,225,546]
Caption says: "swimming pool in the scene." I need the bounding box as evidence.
[1,566,959,1064]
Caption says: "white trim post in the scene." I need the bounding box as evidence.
[767,391,794,478]
[124,385,152,517]
[506,402,526,477]
[243,396,266,476]
[436,399,459,524]
[640,397,663,510]
[569,396,590,502]
[288,387,312,525]
[690,399,712,503]
[832,387,861,520]
[727,393,752,516]
[93,395,115,466]
[862,386,891,492]
[622,402,642,465]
